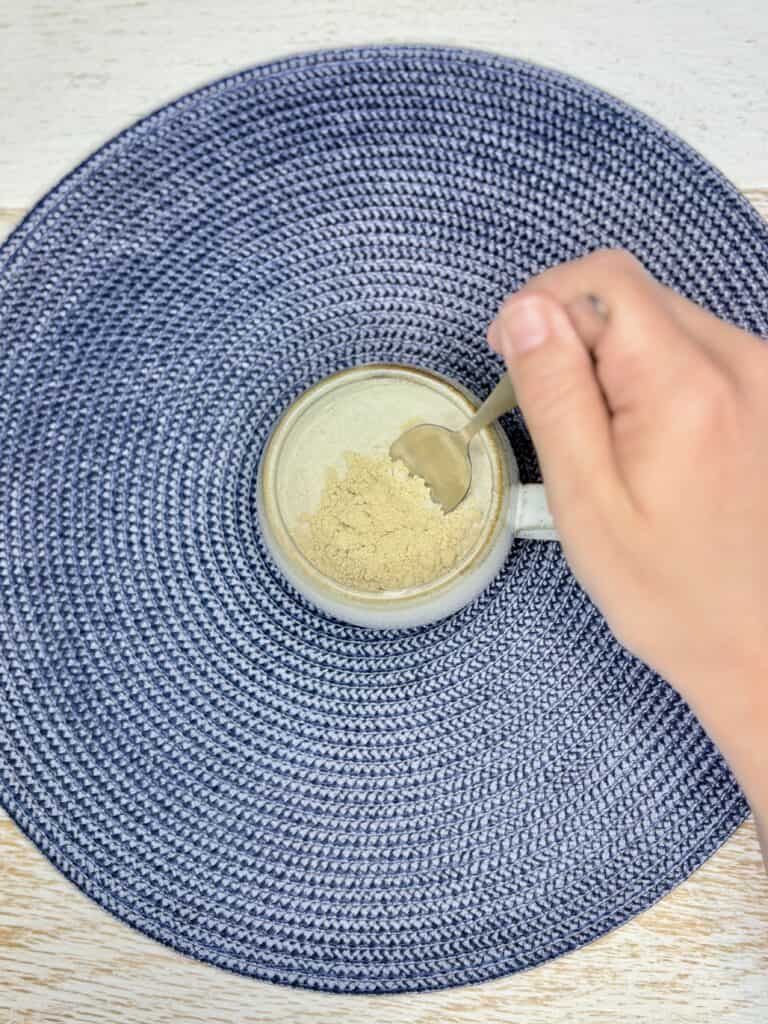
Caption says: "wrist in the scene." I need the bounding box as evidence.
[674,663,768,817]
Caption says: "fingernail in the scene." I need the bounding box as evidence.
[496,298,549,355]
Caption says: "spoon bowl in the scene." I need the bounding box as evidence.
[390,423,473,512]
[390,373,517,512]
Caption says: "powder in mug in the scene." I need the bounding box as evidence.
[295,451,483,592]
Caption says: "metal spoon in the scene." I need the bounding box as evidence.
[390,293,609,512]
[390,373,517,512]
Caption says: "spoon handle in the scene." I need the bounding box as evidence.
[460,373,517,443]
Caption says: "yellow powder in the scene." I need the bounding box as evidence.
[295,452,483,592]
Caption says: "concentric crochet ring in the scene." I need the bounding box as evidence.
[1,46,766,994]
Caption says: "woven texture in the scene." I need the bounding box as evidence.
[1,46,766,994]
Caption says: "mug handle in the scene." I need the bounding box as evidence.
[514,484,558,540]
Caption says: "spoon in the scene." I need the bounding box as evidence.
[390,374,517,513]
[390,293,609,512]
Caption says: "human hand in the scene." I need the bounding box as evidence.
[488,250,768,835]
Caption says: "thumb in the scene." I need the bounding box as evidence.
[489,292,619,517]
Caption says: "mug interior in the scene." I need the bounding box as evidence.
[258,365,515,623]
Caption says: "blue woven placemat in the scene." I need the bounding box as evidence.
[1,46,766,994]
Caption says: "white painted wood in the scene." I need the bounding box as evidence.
[0,0,767,211]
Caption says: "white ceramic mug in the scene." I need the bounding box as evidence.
[257,365,557,628]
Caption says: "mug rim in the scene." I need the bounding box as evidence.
[257,363,519,626]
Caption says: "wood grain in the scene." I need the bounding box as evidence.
[745,188,768,223]
[0,210,27,243]
[1,811,766,1023]
[1,125,768,1024]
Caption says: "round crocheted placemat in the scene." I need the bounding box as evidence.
[0,46,765,994]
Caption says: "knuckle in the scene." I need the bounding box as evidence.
[524,249,650,306]
[684,362,738,430]
[595,329,658,397]
[496,291,555,327]
[582,247,643,276]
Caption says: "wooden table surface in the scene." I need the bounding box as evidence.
[1,3,767,1021]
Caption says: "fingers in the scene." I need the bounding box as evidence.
[518,248,650,304]
[658,283,767,370]
[515,248,754,366]
[489,291,625,526]
[564,293,610,350]
[496,250,701,415]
